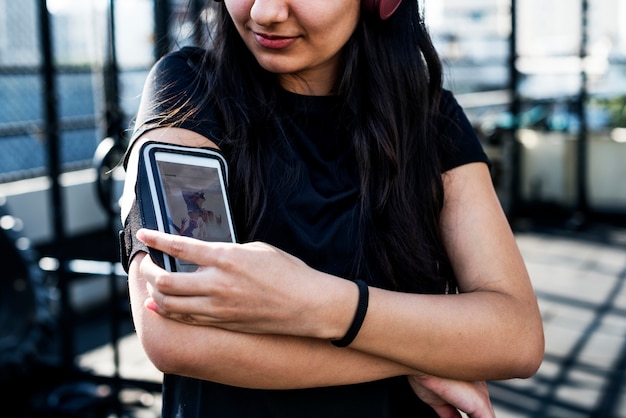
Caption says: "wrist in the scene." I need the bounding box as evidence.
[303,274,360,341]
[331,280,369,347]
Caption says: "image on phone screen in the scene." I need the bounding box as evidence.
[153,151,234,272]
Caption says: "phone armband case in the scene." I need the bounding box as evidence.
[136,141,236,272]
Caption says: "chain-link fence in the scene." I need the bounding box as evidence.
[0,0,202,183]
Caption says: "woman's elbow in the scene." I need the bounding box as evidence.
[137,320,245,380]
[511,320,545,379]
[487,308,544,380]
[128,258,201,375]
[132,312,204,375]
[145,346,180,375]
[135,325,181,374]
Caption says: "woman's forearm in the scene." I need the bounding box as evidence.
[132,234,542,384]
[129,252,415,389]
[349,286,543,381]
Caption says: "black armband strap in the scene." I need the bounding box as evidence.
[332,280,369,347]
[119,197,149,273]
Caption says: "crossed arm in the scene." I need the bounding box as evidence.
[122,128,544,413]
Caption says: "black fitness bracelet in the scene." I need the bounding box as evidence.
[332,279,369,347]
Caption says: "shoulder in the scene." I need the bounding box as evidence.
[155,46,207,72]
[436,90,490,172]
[129,47,223,158]
[147,47,209,93]
[435,89,473,141]
[137,46,217,123]
[437,89,467,124]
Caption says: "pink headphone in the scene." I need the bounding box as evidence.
[362,0,403,20]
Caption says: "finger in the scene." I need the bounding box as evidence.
[139,249,187,292]
[453,382,494,418]
[144,296,209,326]
[144,295,208,319]
[431,405,462,418]
[146,273,215,302]
[151,267,219,297]
[139,253,208,302]
[139,247,169,283]
[137,228,233,266]
[145,297,169,317]
[461,382,493,418]
[149,286,212,313]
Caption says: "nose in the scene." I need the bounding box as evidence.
[250,0,289,26]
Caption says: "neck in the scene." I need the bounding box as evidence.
[279,74,336,96]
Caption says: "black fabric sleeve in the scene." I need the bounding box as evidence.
[438,90,490,172]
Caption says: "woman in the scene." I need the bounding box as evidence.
[120,0,544,416]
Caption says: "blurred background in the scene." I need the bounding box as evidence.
[0,0,624,417]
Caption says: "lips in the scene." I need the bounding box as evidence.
[253,32,297,50]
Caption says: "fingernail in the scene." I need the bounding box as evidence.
[145,298,158,312]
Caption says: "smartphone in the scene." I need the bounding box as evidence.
[141,142,236,272]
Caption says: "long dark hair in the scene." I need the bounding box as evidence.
[186,1,451,293]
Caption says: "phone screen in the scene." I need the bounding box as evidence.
[153,151,235,272]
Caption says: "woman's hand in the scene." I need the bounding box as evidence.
[136,228,356,339]
[408,374,495,418]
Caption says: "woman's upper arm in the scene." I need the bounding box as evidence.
[120,127,219,223]
[440,162,544,368]
[440,162,532,296]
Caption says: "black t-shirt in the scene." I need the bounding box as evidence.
[127,47,490,418]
